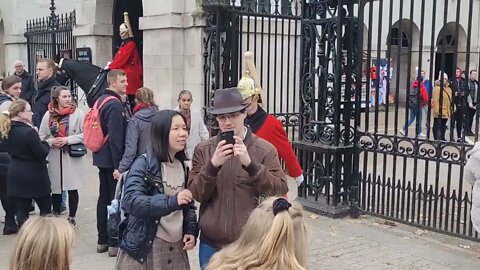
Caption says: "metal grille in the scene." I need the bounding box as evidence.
[24,4,77,99]
[357,0,479,241]
[202,0,302,139]
[204,0,480,241]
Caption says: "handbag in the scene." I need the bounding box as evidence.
[68,143,87,157]
[67,113,87,157]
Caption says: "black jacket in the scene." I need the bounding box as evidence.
[5,121,50,198]
[15,71,35,105]
[466,79,479,105]
[32,75,61,127]
[92,90,127,169]
[0,95,13,178]
[119,149,198,264]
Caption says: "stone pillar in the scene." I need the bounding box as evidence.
[73,0,113,67]
[140,0,205,110]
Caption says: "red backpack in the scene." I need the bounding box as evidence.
[83,96,117,152]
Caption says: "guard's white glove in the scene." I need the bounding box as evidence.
[295,175,304,187]
[104,61,111,70]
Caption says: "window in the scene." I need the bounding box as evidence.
[437,33,456,47]
[389,27,409,48]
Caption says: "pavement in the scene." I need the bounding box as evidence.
[1,155,480,269]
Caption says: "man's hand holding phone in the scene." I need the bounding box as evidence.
[211,131,235,167]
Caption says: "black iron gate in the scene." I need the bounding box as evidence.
[204,0,480,241]
[24,2,77,98]
[356,0,479,241]
[202,0,301,138]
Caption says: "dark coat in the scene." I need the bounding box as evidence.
[15,71,35,105]
[118,106,158,173]
[32,75,61,127]
[0,95,14,179]
[119,149,199,264]
[92,90,127,169]
[5,121,50,198]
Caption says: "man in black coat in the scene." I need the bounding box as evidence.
[93,69,128,257]
[13,60,35,106]
[32,58,61,127]
[450,67,466,140]
[464,70,479,136]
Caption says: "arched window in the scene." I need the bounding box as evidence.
[389,27,409,48]
[437,33,456,47]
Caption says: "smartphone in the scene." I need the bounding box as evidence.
[220,131,235,145]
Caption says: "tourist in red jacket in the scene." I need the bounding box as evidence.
[238,52,304,186]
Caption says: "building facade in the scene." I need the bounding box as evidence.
[0,0,479,109]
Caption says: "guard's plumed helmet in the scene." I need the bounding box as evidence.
[119,12,134,38]
[237,51,265,105]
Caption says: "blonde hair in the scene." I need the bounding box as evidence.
[135,87,156,106]
[0,99,29,139]
[206,197,307,270]
[10,216,75,270]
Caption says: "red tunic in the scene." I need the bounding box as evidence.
[109,39,143,95]
[254,114,303,178]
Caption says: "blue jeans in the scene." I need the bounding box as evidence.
[403,108,422,135]
[61,191,67,207]
[199,241,218,269]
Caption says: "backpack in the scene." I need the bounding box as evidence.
[83,96,117,152]
[408,87,420,109]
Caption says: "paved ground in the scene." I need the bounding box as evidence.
[1,155,480,269]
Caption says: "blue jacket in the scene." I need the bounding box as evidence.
[119,148,198,264]
[118,106,158,173]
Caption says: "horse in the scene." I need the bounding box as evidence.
[58,58,107,108]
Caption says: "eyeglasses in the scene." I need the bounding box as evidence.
[216,112,242,121]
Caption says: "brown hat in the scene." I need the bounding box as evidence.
[208,87,248,115]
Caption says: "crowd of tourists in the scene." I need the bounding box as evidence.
[1,51,309,270]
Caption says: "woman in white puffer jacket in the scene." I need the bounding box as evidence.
[465,142,480,233]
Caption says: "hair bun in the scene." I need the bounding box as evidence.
[273,198,292,216]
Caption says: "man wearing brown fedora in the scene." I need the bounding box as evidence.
[188,87,288,269]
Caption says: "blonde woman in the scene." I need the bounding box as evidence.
[39,86,85,227]
[174,90,209,166]
[432,72,452,141]
[206,197,307,270]
[0,99,51,227]
[10,216,75,270]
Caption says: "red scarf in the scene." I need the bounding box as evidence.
[48,102,76,138]
[133,103,150,114]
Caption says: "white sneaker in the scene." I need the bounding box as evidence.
[399,129,405,136]
[418,132,426,137]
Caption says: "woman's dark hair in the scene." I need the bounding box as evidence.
[150,110,188,163]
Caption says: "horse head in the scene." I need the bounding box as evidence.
[58,58,107,107]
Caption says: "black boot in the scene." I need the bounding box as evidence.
[3,215,18,235]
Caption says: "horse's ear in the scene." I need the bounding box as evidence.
[58,58,64,69]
